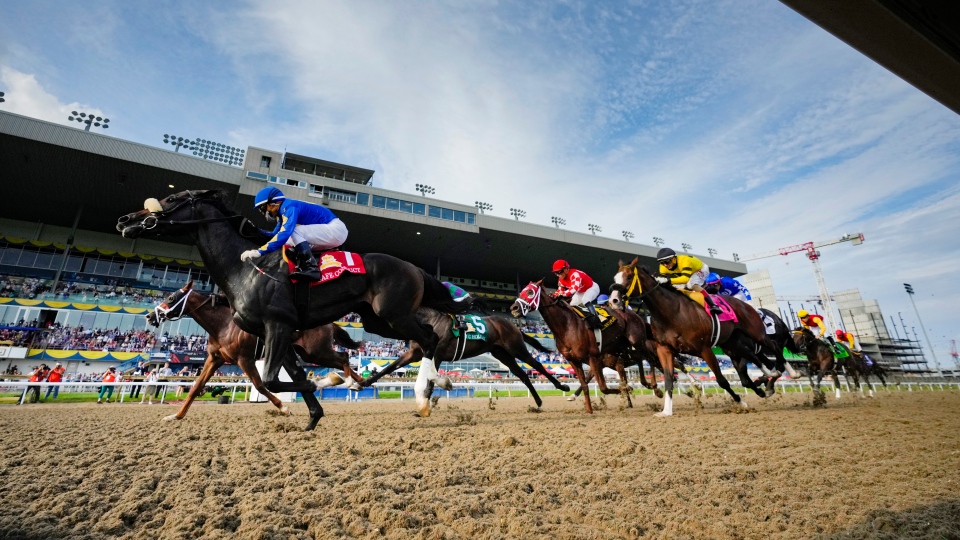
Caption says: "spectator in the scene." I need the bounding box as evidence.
[44,362,66,400]
[128,361,145,400]
[97,366,118,404]
[156,362,174,400]
[141,369,159,405]
[25,365,47,404]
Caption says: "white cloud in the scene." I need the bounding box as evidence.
[0,66,107,127]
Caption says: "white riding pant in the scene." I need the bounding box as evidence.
[681,264,709,290]
[285,219,349,250]
[570,282,600,306]
[730,291,748,302]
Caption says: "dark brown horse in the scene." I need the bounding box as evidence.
[509,281,658,413]
[607,259,773,416]
[146,281,361,421]
[359,308,571,416]
[792,328,841,399]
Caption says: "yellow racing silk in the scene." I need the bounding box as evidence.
[659,255,704,285]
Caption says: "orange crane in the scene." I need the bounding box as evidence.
[740,233,865,333]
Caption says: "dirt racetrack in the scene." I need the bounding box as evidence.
[1,388,959,539]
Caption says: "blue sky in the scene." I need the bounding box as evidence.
[1,0,958,364]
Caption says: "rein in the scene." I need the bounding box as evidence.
[152,289,212,323]
[611,267,660,305]
[141,191,248,229]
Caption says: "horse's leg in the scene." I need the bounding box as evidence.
[281,354,325,429]
[615,361,633,408]
[569,359,593,413]
[362,344,420,386]
[703,346,745,408]
[677,361,702,398]
[831,367,842,400]
[728,350,766,399]
[588,355,620,397]
[514,346,570,392]
[165,352,224,421]
[654,344,676,416]
[236,348,290,416]
[492,347,543,408]
[572,369,592,399]
[413,346,436,417]
[260,323,321,430]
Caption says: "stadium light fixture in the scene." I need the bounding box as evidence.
[681,243,692,252]
[415,183,436,197]
[708,248,717,257]
[551,216,566,228]
[653,237,664,247]
[190,138,245,166]
[622,230,634,242]
[0,91,5,104]
[733,252,740,262]
[68,110,110,132]
[510,208,526,220]
[475,201,493,214]
[588,224,602,235]
[904,283,942,377]
[163,134,194,153]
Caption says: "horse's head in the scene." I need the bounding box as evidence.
[510,280,543,318]
[607,257,640,310]
[117,189,227,238]
[791,327,812,349]
[146,280,200,327]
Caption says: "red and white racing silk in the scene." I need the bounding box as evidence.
[556,269,594,297]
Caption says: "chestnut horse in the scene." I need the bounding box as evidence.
[792,328,841,399]
[147,282,361,421]
[608,259,774,416]
[359,308,571,416]
[509,281,658,413]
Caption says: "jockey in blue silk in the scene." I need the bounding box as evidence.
[703,273,752,302]
[240,186,349,282]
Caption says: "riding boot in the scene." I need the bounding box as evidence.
[291,241,322,282]
[703,293,723,315]
[584,303,601,329]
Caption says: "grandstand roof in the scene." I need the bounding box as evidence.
[0,110,747,288]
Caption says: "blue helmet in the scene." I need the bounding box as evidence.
[705,272,721,285]
[597,294,609,305]
[254,186,286,208]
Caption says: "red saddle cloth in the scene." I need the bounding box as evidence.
[285,250,366,286]
[704,293,738,322]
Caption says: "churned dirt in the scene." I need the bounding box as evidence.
[1,388,959,539]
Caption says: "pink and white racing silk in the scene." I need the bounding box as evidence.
[557,269,594,297]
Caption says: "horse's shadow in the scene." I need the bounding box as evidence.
[828,499,960,539]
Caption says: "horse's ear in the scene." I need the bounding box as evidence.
[536,278,544,286]
[631,256,639,266]
[618,259,624,267]
[184,280,194,291]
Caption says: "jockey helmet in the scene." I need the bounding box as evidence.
[797,310,809,318]
[835,329,845,337]
[705,272,721,284]
[656,247,676,261]
[254,187,286,209]
[551,259,570,272]
[597,294,609,305]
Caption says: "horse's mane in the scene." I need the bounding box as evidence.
[197,190,273,245]
[637,265,686,299]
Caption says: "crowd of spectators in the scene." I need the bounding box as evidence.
[0,277,50,299]
[336,339,408,358]
[0,275,166,306]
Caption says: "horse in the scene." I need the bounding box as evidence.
[146,281,360,421]
[359,308,571,416]
[508,281,658,413]
[117,189,473,430]
[854,350,888,393]
[754,308,803,393]
[792,328,842,399]
[607,258,777,416]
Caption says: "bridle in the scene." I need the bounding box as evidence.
[135,191,248,230]
[151,288,211,323]
[512,283,542,316]
[609,266,660,306]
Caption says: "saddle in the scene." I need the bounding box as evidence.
[281,249,366,286]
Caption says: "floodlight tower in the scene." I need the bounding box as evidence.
[551,216,566,228]
[510,208,526,220]
[475,201,492,214]
[588,224,602,235]
[904,283,943,378]
[653,237,664,247]
[0,91,5,104]
[622,230,634,242]
[191,139,245,166]
[415,183,435,197]
[681,243,692,252]
[708,248,717,257]
[68,110,110,131]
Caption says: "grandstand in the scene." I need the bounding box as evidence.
[0,110,747,376]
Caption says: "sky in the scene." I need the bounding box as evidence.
[1,1,957,364]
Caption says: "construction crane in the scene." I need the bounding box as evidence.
[741,233,864,333]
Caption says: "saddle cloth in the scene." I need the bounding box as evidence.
[821,340,850,359]
[571,305,617,331]
[758,310,777,334]
[284,250,366,286]
[704,293,738,322]
[451,315,488,341]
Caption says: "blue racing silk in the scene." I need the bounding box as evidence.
[259,199,339,254]
[718,277,752,300]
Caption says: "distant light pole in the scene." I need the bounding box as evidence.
[681,243,692,252]
[0,91,5,104]
[551,216,566,228]
[415,183,436,197]
[653,237,664,247]
[191,138,245,166]
[905,283,943,378]
[588,224,602,235]
[622,230,634,242]
[68,110,110,131]
[475,201,492,214]
[163,134,194,152]
[733,253,740,262]
[510,208,526,220]
[708,248,717,257]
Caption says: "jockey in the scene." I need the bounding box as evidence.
[442,281,472,303]
[703,273,752,302]
[797,310,827,338]
[835,329,860,352]
[655,247,722,315]
[551,260,601,326]
[240,187,349,282]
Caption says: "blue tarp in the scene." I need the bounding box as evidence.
[401,387,474,399]
[312,387,379,400]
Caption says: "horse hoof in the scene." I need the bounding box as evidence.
[653,411,673,417]
[280,406,291,416]
[740,401,749,409]
[346,381,363,391]
[566,396,576,402]
[417,407,431,418]
[162,414,179,422]
[558,384,570,392]
[654,389,664,399]
[437,377,454,392]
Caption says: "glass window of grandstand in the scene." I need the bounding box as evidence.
[260,156,272,168]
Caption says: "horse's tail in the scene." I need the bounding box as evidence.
[419,270,473,315]
[332,325,361,350]
[521,332,553,353]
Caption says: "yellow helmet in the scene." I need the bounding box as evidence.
[797,310,808,318]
